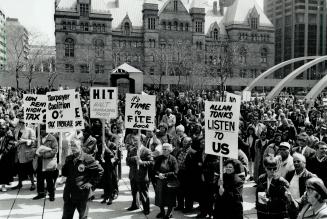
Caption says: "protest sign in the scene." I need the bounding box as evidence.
[23,94,47,124]
[125,94,156,131]
[90,87,118,119]
[242,91,251,102]
[75,92,84,130]
[204,97,240,159]
[46,89,75,132]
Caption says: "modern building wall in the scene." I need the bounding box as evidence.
[54,0,275,90]
[264,0,327,79]
[0,8,6,70]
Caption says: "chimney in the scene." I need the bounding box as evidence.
[213,1,218,14]
[219,0,224,15]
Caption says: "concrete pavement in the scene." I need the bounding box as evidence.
[0,155,257,219]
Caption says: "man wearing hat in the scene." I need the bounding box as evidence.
[276,142,294,178]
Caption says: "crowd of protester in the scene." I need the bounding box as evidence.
[1,85,327,218]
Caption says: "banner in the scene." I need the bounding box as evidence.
[75,92,84,130]
[23,94,47,124]
[204,96,240,159]
[90,87,118,119]
[46,89,75,132]
[125,93,156,131]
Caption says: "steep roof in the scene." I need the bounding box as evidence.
[112,63,142,73]
[224,0,273,27]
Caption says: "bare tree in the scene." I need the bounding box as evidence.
[6,28,28,89]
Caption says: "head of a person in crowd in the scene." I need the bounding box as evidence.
[111,124,119,134]
[131,134,141,148]
[182,136,192,149]
[274,131,282,144]
[8,110,15,120]
[306,177,327,206]
[293,152,306,174]
[316,141,327,160]
[176,124,185,137]
[224,159,242,175]
[320,125,327,135]
[199,137,205,151]
[193,123,202,135]
[305,124,315,136]
[246,125,256,137]
[4,113,10,122]
[39,124,47,138]
[173,106,179,113]
[0,123,7,137]
[277,108,283,116]
[158,122,168,135]
[166,108,172,116]
[264,156,279,179]
[297,132,309,148]
[267,110,272,118]
[162,143,173,157]
[279,113,288,126]
[278,142,291,161]
[187,109,193,115]
[260,131,267,140]
[70,138,82,156]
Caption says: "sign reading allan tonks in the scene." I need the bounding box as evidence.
[23,94,47,124]
[46,89,75,132]
[125,94,156,131]
[204,97,240,159]
[90,87,118,119]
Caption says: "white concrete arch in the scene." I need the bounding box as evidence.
[243,56,319,92]
[266,56,327,100]
[305,73,327,101]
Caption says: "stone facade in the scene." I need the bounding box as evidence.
[54,0,275,90]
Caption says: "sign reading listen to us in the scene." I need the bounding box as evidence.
[46,89,75,132]
[204,96,240,159]
[90,87,118,119]
[125,94,156,131]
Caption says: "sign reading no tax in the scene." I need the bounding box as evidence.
[90,87,118,119]
[125,94,156,131]
[46,89,75,132]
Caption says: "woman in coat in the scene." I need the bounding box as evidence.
[256,156,290,219]
[154,143,179,219]
[253,131,269,183]
[297,177,327,219]
[213,159,244,219]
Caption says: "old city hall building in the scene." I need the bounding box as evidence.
[54,0,274,90]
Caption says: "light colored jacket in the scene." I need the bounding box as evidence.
[297,203,327,219]
[15,126,36,163]
[39,134,58,171]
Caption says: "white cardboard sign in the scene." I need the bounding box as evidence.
[125,94,156,131]
[75,92,84,130]
[204,95,240,159]
[46,89,75,132]
[23,94,47,124]
[90,87,118,119]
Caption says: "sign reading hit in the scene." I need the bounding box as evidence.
[90,87,118,119]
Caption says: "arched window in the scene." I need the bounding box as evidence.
[239,47,247,64]
[168,22,172,30]
[185,23,189,31]
[62,21,67,30]
[180,23,183,31]
[261,48,268,63]
[93,23,97,32]
[124,22,130,35]
[174,21,178,31]
[213,28,219,40]
[64,38,74,57]
[94,39,104,58]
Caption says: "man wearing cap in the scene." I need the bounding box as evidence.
[292,133,316,160]
[276,142,295,178]
[307,142,327,186]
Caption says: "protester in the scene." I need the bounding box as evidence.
[33,124,59,201]
[154,143,179,219]
[61,139,104,219]
[213,159,244,219]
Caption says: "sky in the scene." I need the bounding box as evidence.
[0,0,264,46]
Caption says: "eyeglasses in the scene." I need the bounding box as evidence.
[266,167,277,171]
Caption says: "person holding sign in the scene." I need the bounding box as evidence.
[213,159,244,219]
